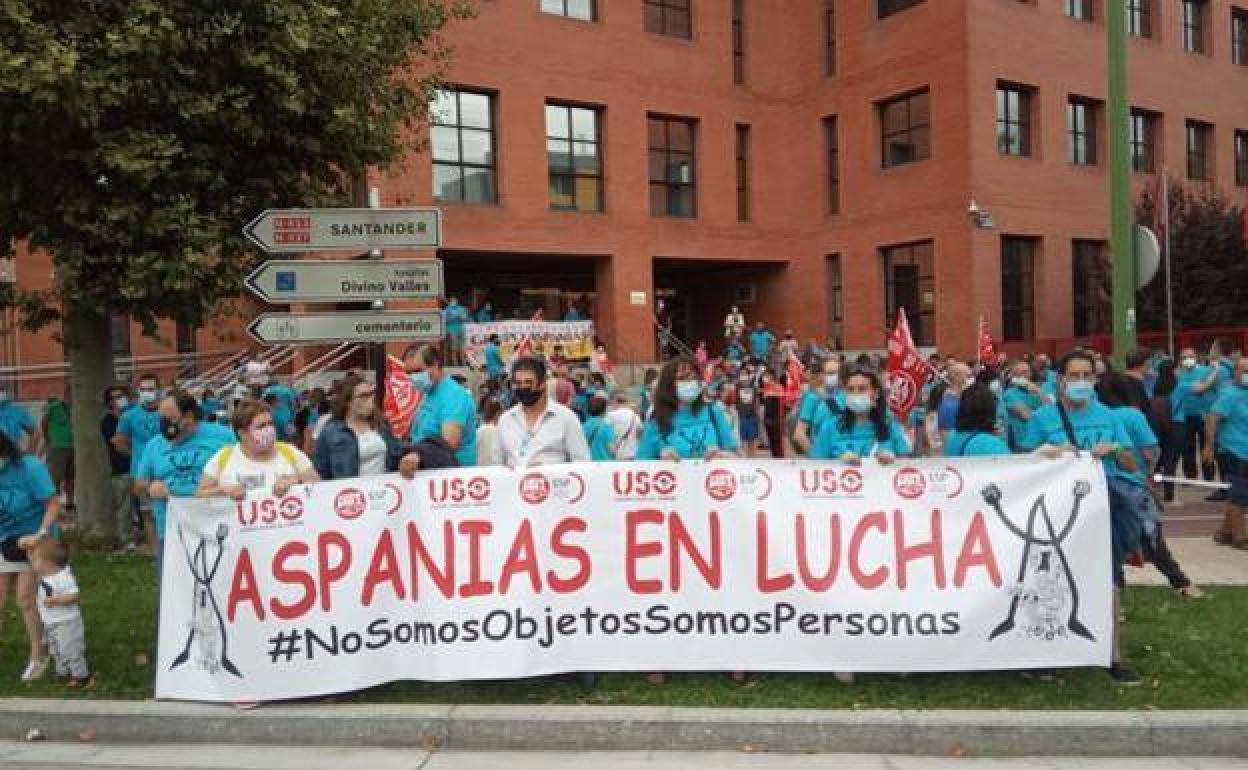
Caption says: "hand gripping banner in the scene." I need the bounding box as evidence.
[157,456,1112,702]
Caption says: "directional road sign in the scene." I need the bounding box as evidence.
[246,311,444,346]
[244,259,444,304]
[243,208,442,253]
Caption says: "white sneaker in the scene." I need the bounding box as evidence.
[21,658,49,682]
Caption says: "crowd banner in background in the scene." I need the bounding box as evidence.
[462,320,595,366]
[157,456,1112,703]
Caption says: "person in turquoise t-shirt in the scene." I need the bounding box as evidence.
[405,344,478,466]
[945,384,1011,457]
[1207,356,1248,548]
[1002,360,1048,451]
[636,358,739,461]
[1176,347,1221,482]
[483,334,506,383]
[0,388,36,449]
[474,301,494,323]
[581,395,617,462]
[746,322,775,362]
[793,355,846,456]
[810,368,910,462]
[262,380,300,442]
[134,392,235,579]
[442,296,471,366]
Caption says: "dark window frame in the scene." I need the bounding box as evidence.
[645,0,693,39]
[1130,108,1158,173]
[879,88,931,168]
[824,0,837,76]
[881,240,936,347]
[1065,0,1094,21]
[540,0,597,21]
[109,313,132,357]
[1072,240,1111,338]
[878,0,923,19]
[1186,119,1212,180]
[1182,0,1208,54]
[430,88,498,205]
[825,115,840,215]
[735,123,750,222]
[1000,236,1037,343]
[546,102,605,213]
[648,115,698,218]
[827,254,844,346]
[1127,0,1152,37]
[997,82,1033,157]
[1067,97,1099,166]
[1233,7,1248,65]
[732,0,745,83]
[1235,129,1248,187]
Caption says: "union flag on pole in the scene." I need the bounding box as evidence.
[382,354,420,438]
[977,316,997,366]
[885,308,933,422]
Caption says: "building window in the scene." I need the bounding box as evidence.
[430,89,497,204]
[546,104,603,212]
[827,254,843,347]
[825,116,840,214]
[645,0,692,39]
[735,124,750,222]
[1186,119,1211,180]
[732,0,745,83]
[1130,109,1159,173]
[1236,129,1248,187]
[109,313,131,357]
[1067,97,1099,166]
[996,83,1033,157]
[1127,0,1152,37]
[1065,0,1093,21]
[1182,0,1208,53]
[1072,240,1110,337]
[540,0,595,20]
[648,115,697,217]
[1233,8,1248,65]
[1001,237,1037,342]
[824,1,836,76]
[879,89,930,168]
[881,240,935,347]
[878,0,923,18]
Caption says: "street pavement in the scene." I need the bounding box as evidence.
[1123,482,1248,587]
[1,744,1245,770]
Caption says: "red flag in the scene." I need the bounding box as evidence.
[886,308,934,422]
[783,353,805,409]
[383,354,420,438]
[977,316,997,366]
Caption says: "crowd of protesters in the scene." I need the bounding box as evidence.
[0,309,1245,692]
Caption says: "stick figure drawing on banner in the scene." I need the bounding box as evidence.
[170,521,242,678]
[981,480,1095,643]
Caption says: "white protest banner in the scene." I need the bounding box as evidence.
[463,320,595,365]
[157,456,1112,703]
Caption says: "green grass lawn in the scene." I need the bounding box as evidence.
[1,551,1245,709]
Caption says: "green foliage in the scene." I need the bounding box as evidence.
[1135,179,1248,332]
[0,0,471,331]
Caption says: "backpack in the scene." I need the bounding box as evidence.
[214,442,301,476]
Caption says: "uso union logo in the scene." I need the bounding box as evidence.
[236,495,304,529]
[704,469,738,502]
[519,472,552,505]
[893,466,927,499]
[799,468,865,498]
[612,469,678,500]
[428,476,492,507]
[333,488,368,520]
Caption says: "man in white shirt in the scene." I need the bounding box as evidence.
[495,357,590,469]
[605,393,642,461]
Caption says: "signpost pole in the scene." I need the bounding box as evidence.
[368,186,387,413]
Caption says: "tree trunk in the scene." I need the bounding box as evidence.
[64,302,115,539]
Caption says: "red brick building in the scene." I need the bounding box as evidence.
[7,0,1248,393]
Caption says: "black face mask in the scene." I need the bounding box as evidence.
[513,387,542,407]
[160,417,181,441]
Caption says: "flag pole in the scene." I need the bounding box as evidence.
[1162,173,1176,358]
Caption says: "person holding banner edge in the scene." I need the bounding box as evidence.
[196,400,320,501]
[809,368,910,464]
[314,374,421,481]
[635,357,739,463]
[403,344,477,468]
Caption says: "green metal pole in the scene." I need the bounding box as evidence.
[1107,0,1135,363]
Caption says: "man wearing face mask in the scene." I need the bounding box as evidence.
[494,357,589,468]
[134,392,235,580]
[1176,346,1221,487]
[113,373,163,554]
[793,355,846,455]
[1205,355,1248,548]
[403,344,478,467]
[1019,351,1142,685]
[99,385,137,550]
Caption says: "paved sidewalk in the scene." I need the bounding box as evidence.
[1125,538,1248,587]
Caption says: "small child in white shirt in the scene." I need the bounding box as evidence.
[30,538,92,687]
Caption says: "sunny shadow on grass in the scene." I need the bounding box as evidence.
[1,551,1244,710]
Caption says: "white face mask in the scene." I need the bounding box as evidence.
[1181,357,1196,369]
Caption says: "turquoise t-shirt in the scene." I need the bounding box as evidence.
[1019,400,1134,477]
[944,430,1010,457]
[636,402,739,460]
[0,402,34,445]
[135,423,236,538]
[798,389,846,446]
[810,415,911,460]
[1110,406,1157,487]
[443,303,470,337]
[1179,364,1213,418]
[484,343,506,378]
[1212,385,1248,460]
[1002,385,1044,444]
[0,456,56,541]
[411,376,478,466]
[582,416,617,462]
[747,330,774,359]
[117,404,161,475]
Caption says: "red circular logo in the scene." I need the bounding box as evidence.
[704,469,738,502]
[519,472,551,505]
[887,371,918,414]
[467,476,491,502]
[653,470,678,496]
[278,496,305,521]
[333,489,367,520]
[839,468,864,494]
[893,467,927,500]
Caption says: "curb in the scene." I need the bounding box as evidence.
[1,700,1246,756]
